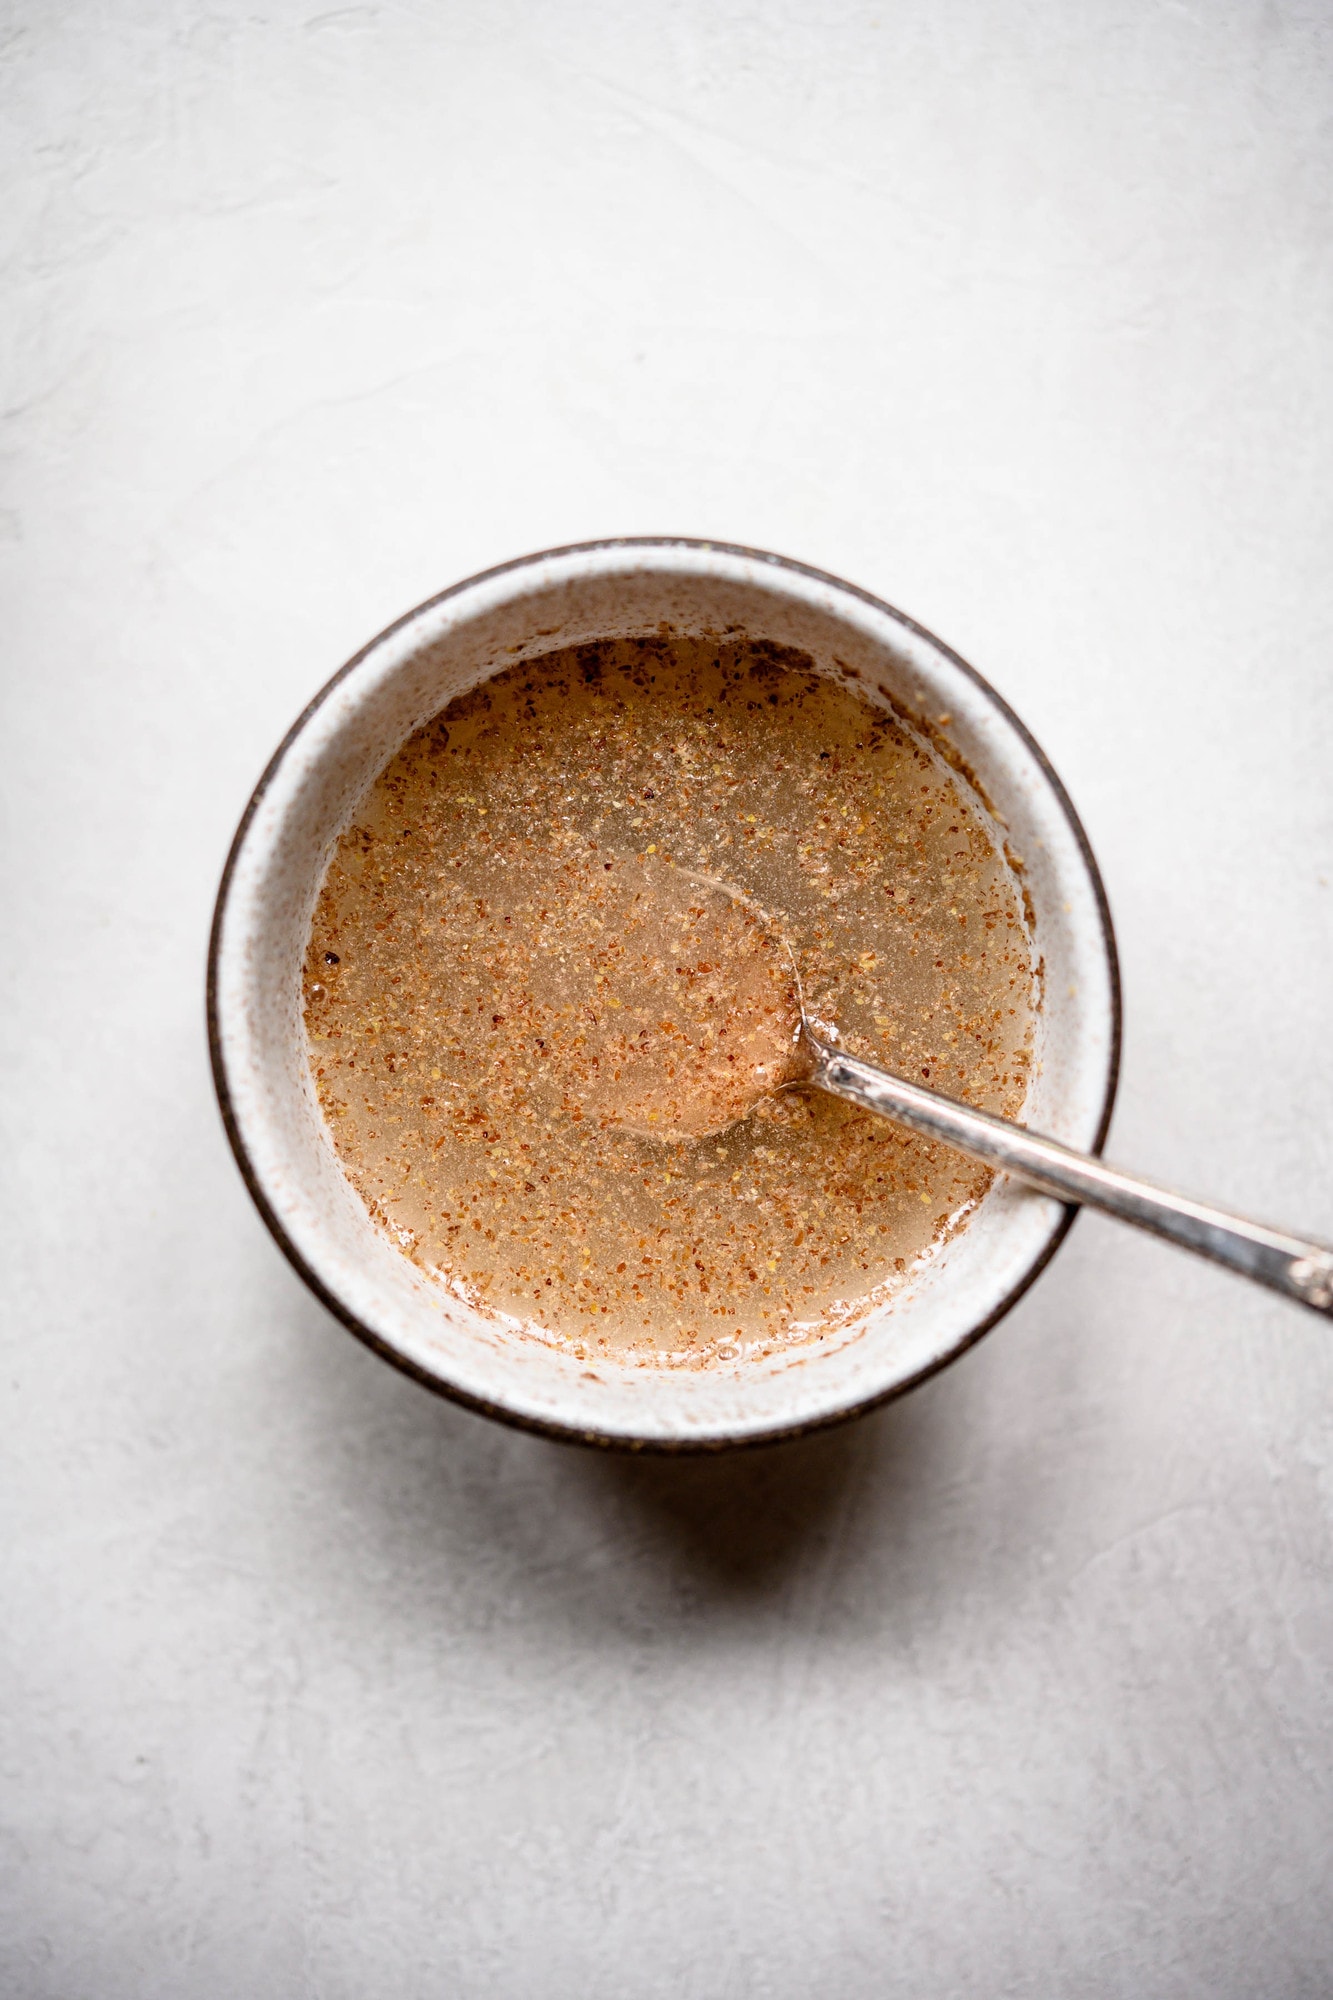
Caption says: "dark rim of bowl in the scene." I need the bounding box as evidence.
[207,536,1122,1454]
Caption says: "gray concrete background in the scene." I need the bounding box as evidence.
[2,3,1331,1994]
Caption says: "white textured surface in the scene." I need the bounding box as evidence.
[2,2,1331,1993]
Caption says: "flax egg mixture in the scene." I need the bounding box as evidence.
[303,633,1036,1364]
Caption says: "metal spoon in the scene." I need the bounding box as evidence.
[582,862,1333,1318]
[802,1022,1333,1319]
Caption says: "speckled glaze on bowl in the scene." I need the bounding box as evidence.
[208,539,1120,1451]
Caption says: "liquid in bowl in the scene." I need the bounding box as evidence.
[303,629,1037,1365]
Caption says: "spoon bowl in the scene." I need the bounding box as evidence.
[538,860,805,1142]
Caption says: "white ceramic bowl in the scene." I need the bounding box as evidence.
[209,540,1120,1449]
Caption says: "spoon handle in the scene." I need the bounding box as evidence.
[807,1038,1333,1318]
